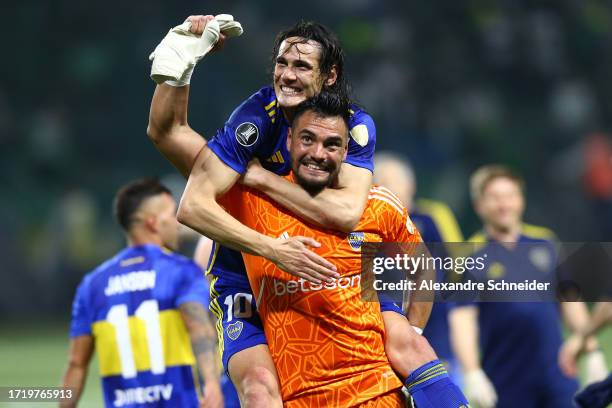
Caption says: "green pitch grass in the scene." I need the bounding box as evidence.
[0,320,611,407]
[0,321,102,407]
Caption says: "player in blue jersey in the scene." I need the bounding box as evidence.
[148,16,468,407]
[448,165,603,408]
[61,178,222,408]
[374,152,465,386]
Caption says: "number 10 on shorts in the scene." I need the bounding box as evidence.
[223,293,253,322]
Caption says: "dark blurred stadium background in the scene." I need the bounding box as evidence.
[2,1,612,402]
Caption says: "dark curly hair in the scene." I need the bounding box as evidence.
[271,21,350,101]
[114,178,171,231]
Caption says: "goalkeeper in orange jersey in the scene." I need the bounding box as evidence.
[181,91,469,407]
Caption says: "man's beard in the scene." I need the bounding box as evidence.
[294,161,339,196]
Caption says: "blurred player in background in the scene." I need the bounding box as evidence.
[148,15,465,407]
[559,301,612,408]
[374,152,465,385]
[449,165,604,408]
[61,178,222,408]
[216,91,469,406]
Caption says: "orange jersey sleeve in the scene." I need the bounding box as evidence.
[363,185,423,243]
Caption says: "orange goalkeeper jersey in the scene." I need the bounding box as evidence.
[221,178,421,407]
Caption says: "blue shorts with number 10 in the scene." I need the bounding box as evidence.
[204,85,391,371]
[206,244,267,371]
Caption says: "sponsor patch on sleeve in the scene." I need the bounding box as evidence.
[235,122,259,147]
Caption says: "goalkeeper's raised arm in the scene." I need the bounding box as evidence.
[147,14,240,178]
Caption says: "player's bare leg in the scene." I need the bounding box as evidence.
[228,344,283,408]
[382,311,437,378]
[382,311,469,407]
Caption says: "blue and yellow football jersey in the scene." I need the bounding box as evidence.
[207,85,375,177]
[456,225,578,407]
[70,244,209,408]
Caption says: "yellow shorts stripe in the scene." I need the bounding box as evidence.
[209,275,225,360]
[205,243,220,276]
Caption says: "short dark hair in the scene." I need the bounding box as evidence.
[470,165,525,201]
[292,91,351,133]
[114,178,171,231]
[272,21,349,101]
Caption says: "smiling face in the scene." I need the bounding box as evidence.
[475,177,525,234]
[287,110,348,194]
[273,37,337,118]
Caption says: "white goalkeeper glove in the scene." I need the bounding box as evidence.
[216,14,243,38]
[464,368,498,408]
[583,350,608,384]
[149,14,243,86]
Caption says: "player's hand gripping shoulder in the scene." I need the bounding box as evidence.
[149,14,243,86]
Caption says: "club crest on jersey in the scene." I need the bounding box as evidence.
[406,216,415,234]
[235,122,259,147]
[226,321,244,341]
[529,246,552,272]
[487,262,505,280]
[349,124,369,147]
[348,232,365,251]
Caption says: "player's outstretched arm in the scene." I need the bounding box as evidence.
[147,15,238,178]
[179,301,223,408]
[178,147,339,283]
[404,243,435,331]
[59,335,94,408]
[405,302,431,332]
[243,161,371,232]
[386,207,434,330]
[148,83,206,178]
